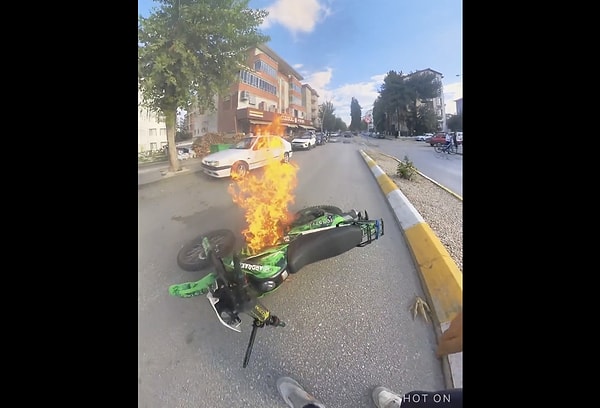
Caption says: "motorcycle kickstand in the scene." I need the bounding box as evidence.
[242,316,285,368]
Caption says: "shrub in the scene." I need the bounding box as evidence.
[396,155,417,180]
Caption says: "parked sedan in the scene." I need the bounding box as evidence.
[201,135,292,178]
[291,132,317,150]
[428,132,448,146]
[429,132,462,146]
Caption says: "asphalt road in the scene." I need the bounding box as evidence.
[138,139,446,407]
[360,136,463,197]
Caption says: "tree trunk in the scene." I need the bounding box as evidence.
[165,109,180,173]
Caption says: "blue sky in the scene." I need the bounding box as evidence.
[138,0,462,125]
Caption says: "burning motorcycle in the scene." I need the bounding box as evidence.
[168,205,384,367]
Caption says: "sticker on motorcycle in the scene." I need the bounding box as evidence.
[310,215,333,229]
[240,262,264,272]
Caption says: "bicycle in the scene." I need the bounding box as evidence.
[434,142,457,156]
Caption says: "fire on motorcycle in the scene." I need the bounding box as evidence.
[169,205,385,367]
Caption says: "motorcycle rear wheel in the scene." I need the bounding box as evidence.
[291,205,343,227]
[177,229,236,271]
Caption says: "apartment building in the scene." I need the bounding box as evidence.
[455,97,463,116]
[302,83,320,128]
[396,68,447,134]
[189,43,318,137]
[138,90,168,152]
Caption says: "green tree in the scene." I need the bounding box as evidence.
[414,104,438,135]
[334,117,347,131]
[378,70,409,137]
[447,114,462,132]
[372,96,387,134]
[138,0,269,172]
[349,97,362,131]
[319,101,337,132]
[404,71,443,135]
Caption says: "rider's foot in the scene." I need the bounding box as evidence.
[372,386,403,407]
[277,376,326,408]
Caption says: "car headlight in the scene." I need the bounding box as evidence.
[204,160,219,166]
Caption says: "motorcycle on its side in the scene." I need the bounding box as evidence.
[169,205,384,367]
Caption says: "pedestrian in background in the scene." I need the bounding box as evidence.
[451,132,458,152]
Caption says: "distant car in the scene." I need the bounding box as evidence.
[329,134,340,143]
[201,135,292,178]
[429,132,448,146]
[415,135,427,141]
[291,132,317,150]
[429,132,462,146]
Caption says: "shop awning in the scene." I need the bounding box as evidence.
[249,120,271,125]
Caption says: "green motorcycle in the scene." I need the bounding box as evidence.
[169,205,384,367]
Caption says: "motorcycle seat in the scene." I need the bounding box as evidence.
[287,225,363,274]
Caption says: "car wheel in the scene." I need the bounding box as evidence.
[231,161,249,179]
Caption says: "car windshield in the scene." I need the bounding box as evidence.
[299,134,312,139]
[234,137,256,149]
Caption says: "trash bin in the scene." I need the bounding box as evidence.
[209,144,231,153]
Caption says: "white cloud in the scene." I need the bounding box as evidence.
[302,70,383,125]
[261,0,332,36]
[302,69,462,125]
[443,81,462,115]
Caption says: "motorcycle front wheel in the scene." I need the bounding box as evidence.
[177,229,236,271]
[290,205,343,227]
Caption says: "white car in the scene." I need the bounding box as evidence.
[201,135,292,178]
[291,132,316,150]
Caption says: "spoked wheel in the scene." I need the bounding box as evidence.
[231,161,249,179]
[290,205,343,227]
[177,229,236,271]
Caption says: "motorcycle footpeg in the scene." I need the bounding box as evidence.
[207,291,242,332]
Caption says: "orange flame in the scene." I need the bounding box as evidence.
[228,147,299,254]
[251,115,285,137]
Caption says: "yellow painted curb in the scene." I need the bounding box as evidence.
[405,223,462,324]
[360,150,462,325]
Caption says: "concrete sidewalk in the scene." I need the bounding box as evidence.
[138,158,205,186]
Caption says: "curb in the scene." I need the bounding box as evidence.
[359,149,463,388]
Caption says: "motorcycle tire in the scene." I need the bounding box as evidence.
[177,229,236,272]
[291,205,343,227]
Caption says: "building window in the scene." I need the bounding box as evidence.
[254,60,277,77]
[150,142,157,151]
[159,128,166,138]
[149,128,157,138]
[239,70,277,95]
